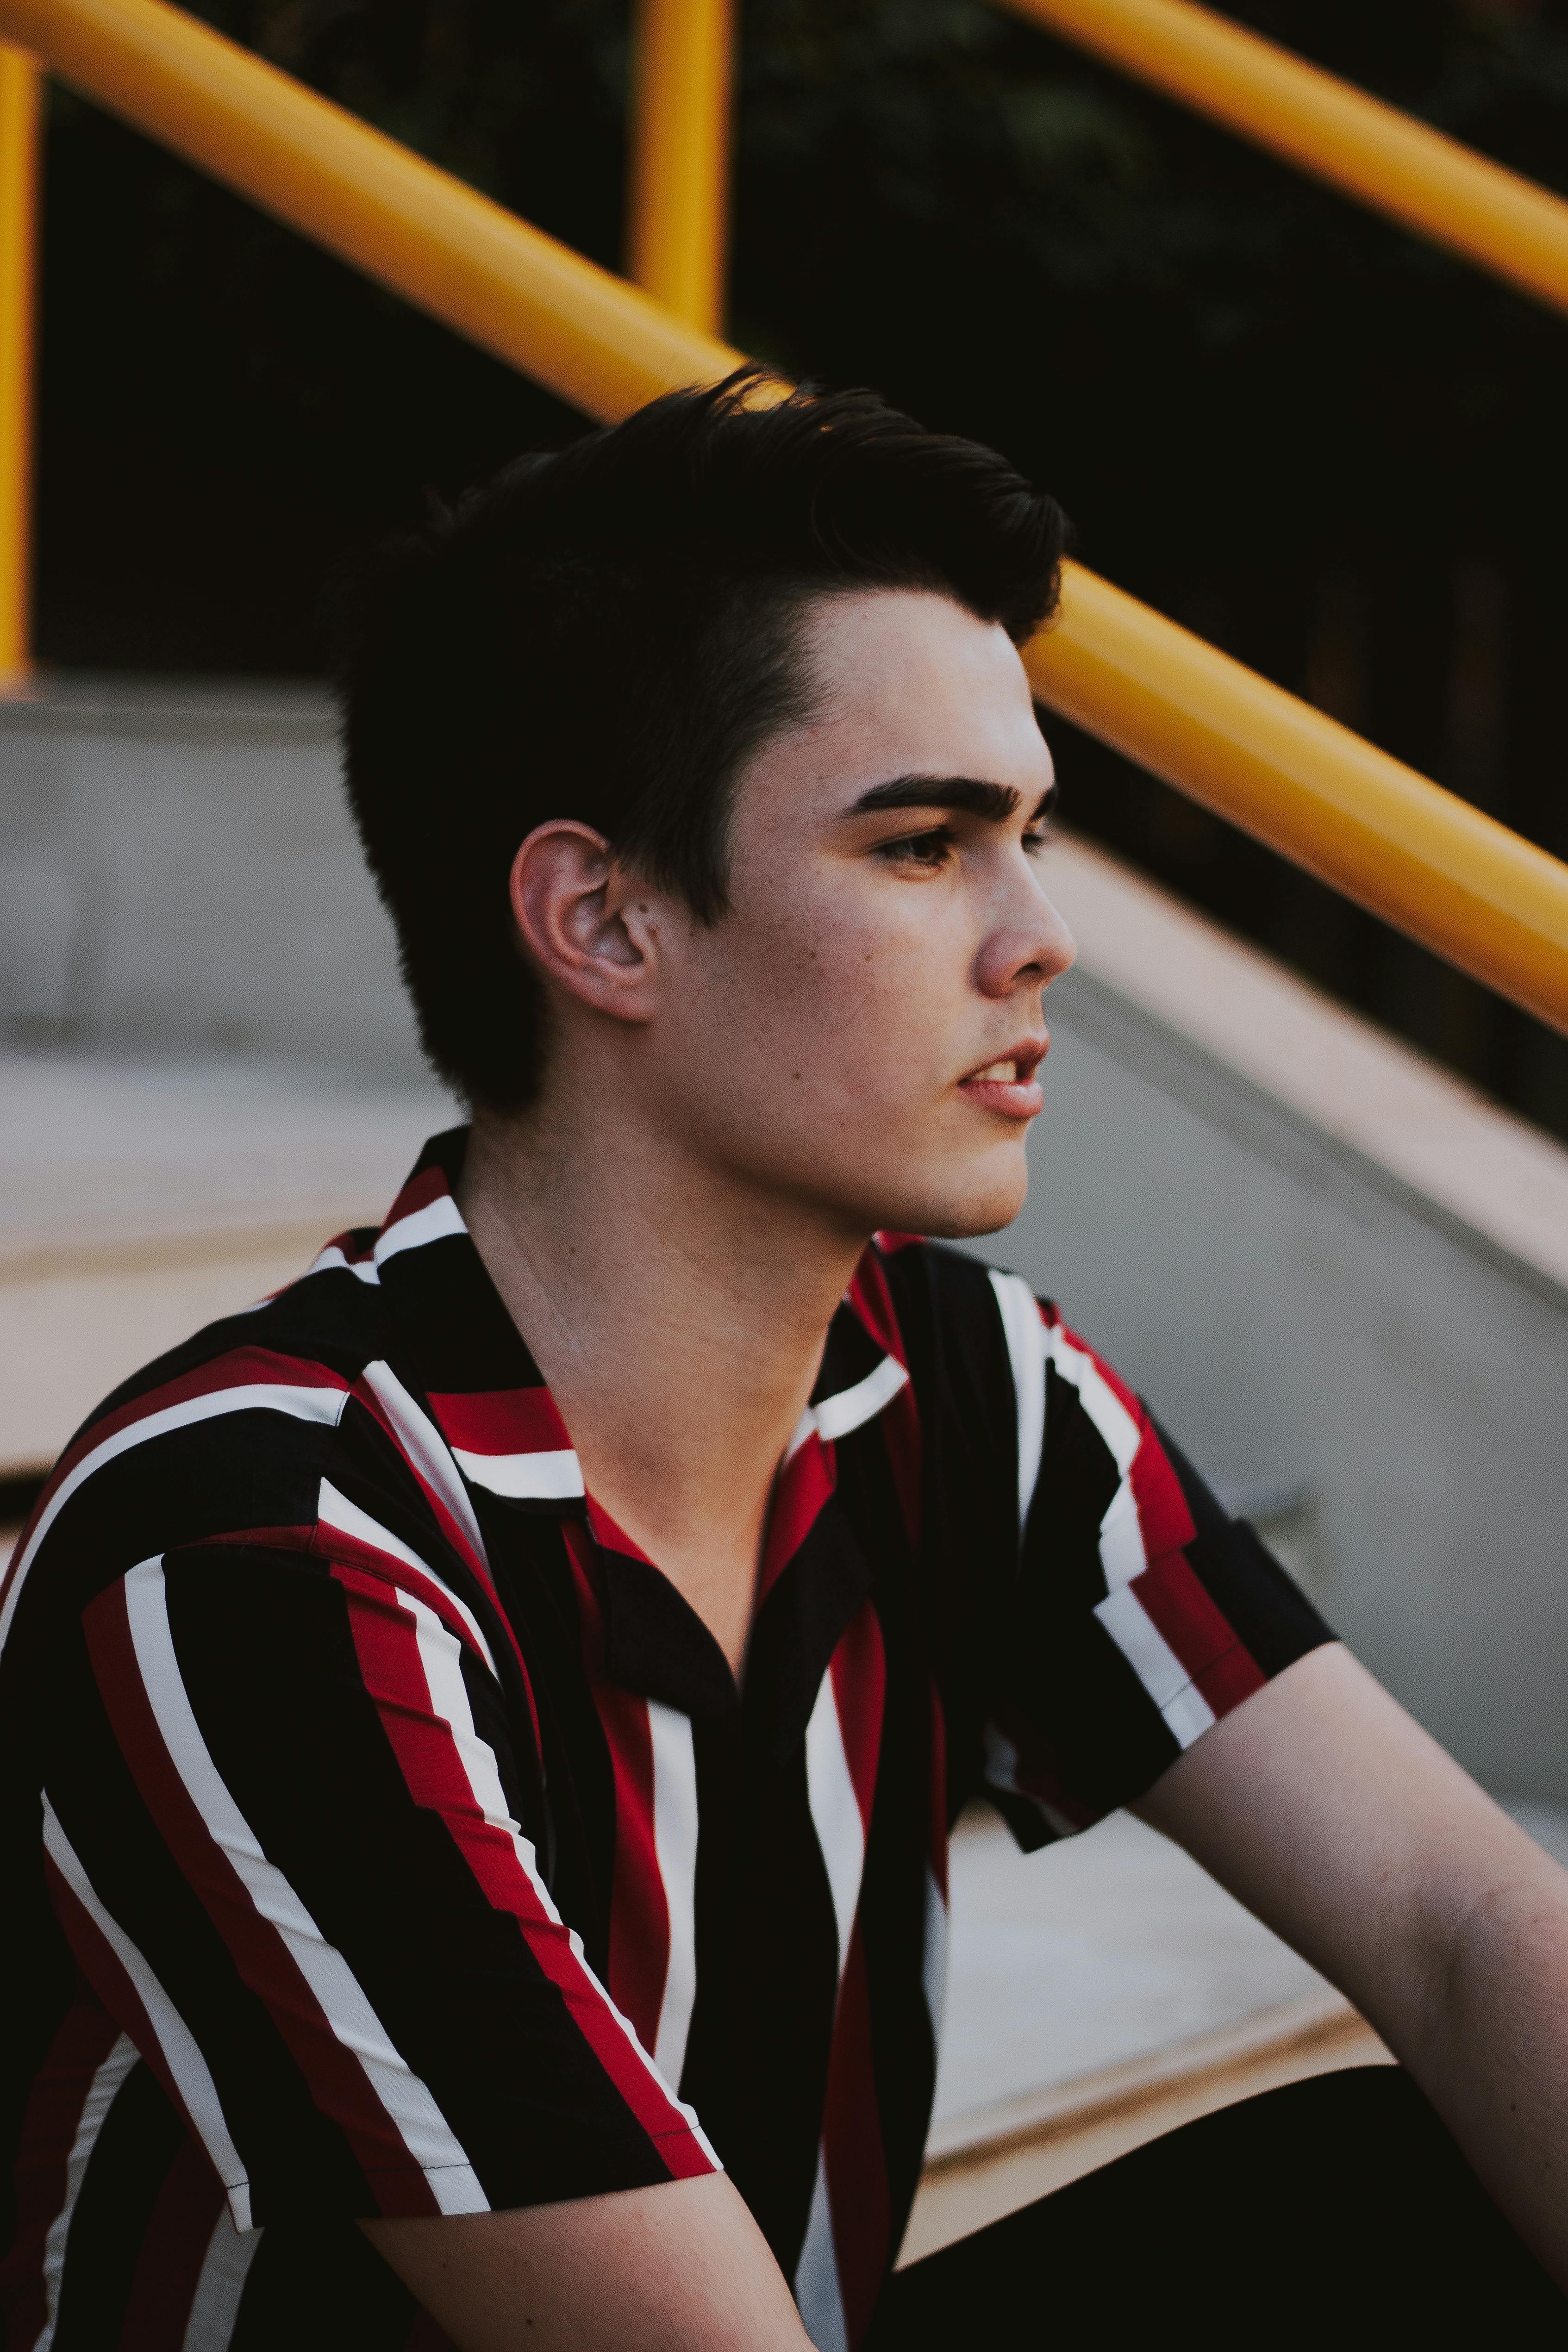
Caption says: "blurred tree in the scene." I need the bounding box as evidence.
[30,0,1568,1129]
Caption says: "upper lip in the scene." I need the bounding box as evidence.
[962,1038,1048,1084]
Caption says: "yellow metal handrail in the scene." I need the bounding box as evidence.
[627,0,733,335]
[0,40,37,680]
[998,0,1568,322]
[5,0,1568,1037]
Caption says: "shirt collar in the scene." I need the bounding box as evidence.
[373,1128,912,1726]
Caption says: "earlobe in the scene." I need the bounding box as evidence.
[509,821,658,1022]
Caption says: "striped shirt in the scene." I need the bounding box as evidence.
[0,1127,1330,2351]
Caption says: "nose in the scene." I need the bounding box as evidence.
[973,876,1077,1001]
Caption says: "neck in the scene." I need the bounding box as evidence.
[457,1093,868,1678]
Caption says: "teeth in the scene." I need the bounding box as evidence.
[974,1061,1018,1082]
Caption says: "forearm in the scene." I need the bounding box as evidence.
[1398,1853,1568,2288]
[363,2171,813,2352]
[1138,1645,1568,2289]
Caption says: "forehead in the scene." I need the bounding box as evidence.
[737,588,1053,830]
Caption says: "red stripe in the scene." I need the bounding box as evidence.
[567,1471,675,2056]
[847,1250,907,1366]
[84,1579,443,2219]
[187,1523,315,1555]
[116,2135,226,2350]
[871,1229,923,1254]
[760,1434,835,1601]
[350,1379,496,1596]
[829,1604,886,1837]
[1128,1429,1196,1562]
[334,1570,713,2171]
[380,1163,450,1233]
[1132,1552,1267,1716]
[46,1349,349,1493]
[425,1387,571,1456]
[308,1535,491,1668]
[1056,1317,1143,1427]
[43,1858,208,2157]
[585,1496,653,1565]
[0,1993,123,2345]
[821,1926,890,2352]
[598,1687,668,2058]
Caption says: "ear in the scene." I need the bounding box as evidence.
[508,821,664,1025]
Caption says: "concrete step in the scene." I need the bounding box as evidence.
[903,1794,1568,2259]
[0,1048,450,1476]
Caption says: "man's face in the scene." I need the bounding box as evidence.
[641,588,1075,1242]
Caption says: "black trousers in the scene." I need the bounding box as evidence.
[869,2068,1563,2346]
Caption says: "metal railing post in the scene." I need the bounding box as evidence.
[627,0,733,336]
[0,40,38,684]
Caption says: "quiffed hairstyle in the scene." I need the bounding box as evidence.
[338,370,1068,1109]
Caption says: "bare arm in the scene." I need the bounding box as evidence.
[362,2170,812,2352]
[1136,1641,1568,2285]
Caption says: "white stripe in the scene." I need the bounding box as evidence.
[804,1674,864,1984]
[36,2033,137,2352]
[2,1382,349,1656]
[181,2210,266,2352]
[922,1865,948,2044]
[305,1242,380,1286]
[1094,1585,1216,1748]
[41,1799,253,2229]
[648,1703,700,2093]
[811,1354,908,1446]
[123,1557,485,2206]
[360,1361,490,1576]
[374,1194,467,1266]
[394,1589,720,2167]
[1097,1475,1148,1591]
[794,2151,850,2352]
[989,1271,1047,1532]
[451,1446,584,1501]
[316,1480,497,1677]
[1043,1321,1141,1474]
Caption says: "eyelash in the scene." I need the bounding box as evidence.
[876,823,1053,869]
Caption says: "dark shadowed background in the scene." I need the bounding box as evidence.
[31,0,1568,1133]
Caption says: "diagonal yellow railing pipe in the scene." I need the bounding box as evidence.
[996,0,1568,322]
[5,0,1568,1034]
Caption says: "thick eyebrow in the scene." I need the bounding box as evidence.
[844,774,1058,825]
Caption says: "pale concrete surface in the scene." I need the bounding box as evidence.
[0,679,417,1073]
[0,1048,451,1471]
[933,1794,1568,2129]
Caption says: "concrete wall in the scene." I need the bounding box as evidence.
[0,680,420,1075]
[4,681,1567,1793]
[994,970,1568,1798]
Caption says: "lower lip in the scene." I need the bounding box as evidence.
[959,1075,1044,1121]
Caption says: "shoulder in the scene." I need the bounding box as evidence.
[2,1229,394,1655]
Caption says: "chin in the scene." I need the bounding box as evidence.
[873,1150,1030,1245]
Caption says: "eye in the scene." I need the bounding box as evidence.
[1022,820,1056,857]
[875,826,954,870]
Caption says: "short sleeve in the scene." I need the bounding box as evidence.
[37,1542,718,2233]
[980,1279,1334,1850]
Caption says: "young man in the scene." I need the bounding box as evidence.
[4,375,1566,2351]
